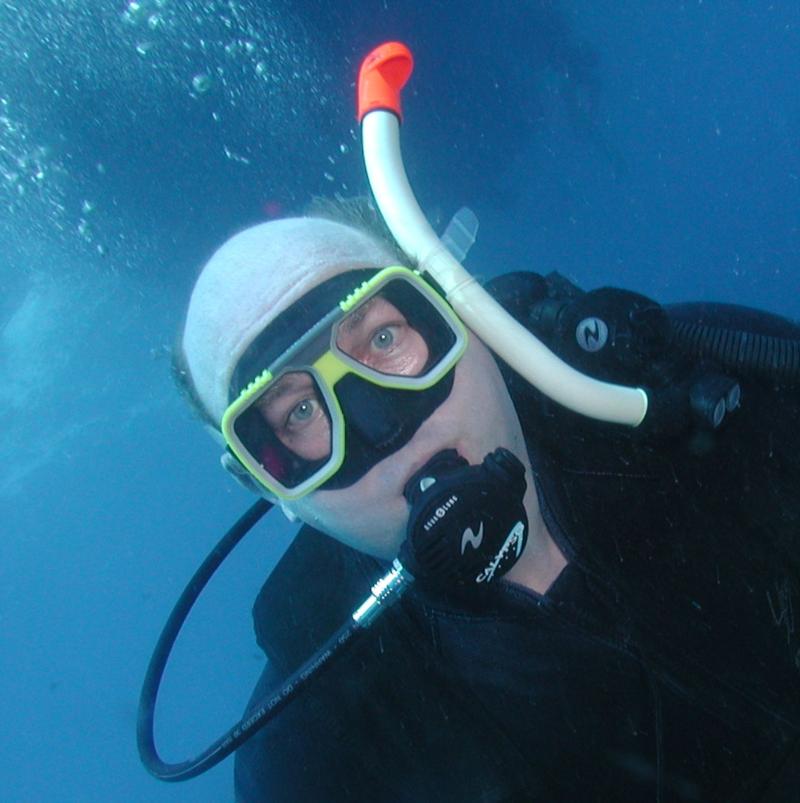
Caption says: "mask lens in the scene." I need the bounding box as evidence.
[232,371,333,490]
[335,278,457,378]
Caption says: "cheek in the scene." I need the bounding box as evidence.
[449,338,512,420]
[442,337,527,456]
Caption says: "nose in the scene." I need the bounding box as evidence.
[336,374,408,450]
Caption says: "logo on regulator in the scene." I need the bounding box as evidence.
[423,494,458,532]
[475,521,526,584]
[461,522,484,554]
[576,317,609,352]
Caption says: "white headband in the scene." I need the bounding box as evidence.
[182,217,397,423]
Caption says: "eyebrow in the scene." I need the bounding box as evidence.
[339,296,378,335]
[260,373,314,409]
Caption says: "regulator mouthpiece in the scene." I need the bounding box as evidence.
[400,448,528,589]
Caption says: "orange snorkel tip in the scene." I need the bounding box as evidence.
[357,42,414,123]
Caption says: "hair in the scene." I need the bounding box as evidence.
[171,341,217,429]
[304,194,411,266]
[171,196,408,429]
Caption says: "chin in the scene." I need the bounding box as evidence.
[338,522,406,562]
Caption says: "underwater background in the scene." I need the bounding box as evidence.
[1,1,798,800]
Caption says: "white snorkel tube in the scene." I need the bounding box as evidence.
[357,42,649,427]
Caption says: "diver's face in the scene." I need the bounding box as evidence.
[254,295,430,463]
[287,333,533,560]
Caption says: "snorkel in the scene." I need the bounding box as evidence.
[358,42,649,427]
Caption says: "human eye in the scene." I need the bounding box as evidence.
[337,296,429,375]
[340,299,404,357]
[286,397,319,427]
[257,373,323,432]
[370,325,398,351]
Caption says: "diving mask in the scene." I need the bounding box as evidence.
[221,266,468,500]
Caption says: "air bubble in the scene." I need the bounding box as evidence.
[122,1,142,24]
[223,146,251,165]
[192,73,211,93]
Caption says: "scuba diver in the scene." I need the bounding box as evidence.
[168,203,800,802]
[143,43,800,803]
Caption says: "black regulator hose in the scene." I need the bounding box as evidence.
[138,498,413,781]
[138,499,272,780]
[669,315,800,385]
[136,499,413,781]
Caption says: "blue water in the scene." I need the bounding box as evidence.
[1,1,798,800]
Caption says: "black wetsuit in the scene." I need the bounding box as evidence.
[234,275,800,802]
